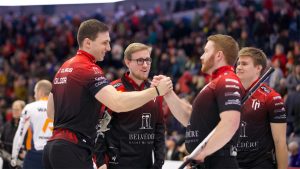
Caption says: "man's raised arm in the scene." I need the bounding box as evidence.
[96,76,173,113]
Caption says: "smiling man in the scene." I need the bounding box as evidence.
[43,20,172,169]
[236,47,288,169]
[153,34,244,168]
[97,43,165,169]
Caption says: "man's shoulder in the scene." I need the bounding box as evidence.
[259,83,281,98]
[24,100,46,111]
[110,79,124,91]
[259,83,272,95]
[215,72,243,87]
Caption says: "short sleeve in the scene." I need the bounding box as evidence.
[267,93,287,123]
[86,66,109,96]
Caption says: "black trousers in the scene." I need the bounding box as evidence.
[193,156,239,169]
[43,139,93,169]
[239,160,276,169]
[24,150,44,169]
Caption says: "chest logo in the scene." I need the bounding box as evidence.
[140,113,152,129]
[251,99,260,110]
[240,121,247,138]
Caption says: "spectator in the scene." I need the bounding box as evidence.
[0,100,25,169]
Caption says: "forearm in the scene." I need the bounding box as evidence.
[202,112,240,156]
[275,141,288,169]
[270,123,288,169]
[164,91,192,126]
[12,121,29,159]
[111,87,158,112]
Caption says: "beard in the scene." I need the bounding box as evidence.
[201,54,215,73]
[131,71,149,81]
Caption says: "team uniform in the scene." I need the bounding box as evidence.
[97,72,165,169]
[12,98,52,169]
[237,82,287,169]
[185,66,244,168]
[43,50,109,169]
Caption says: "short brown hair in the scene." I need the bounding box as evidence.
[77,19,109,47]
[239,47,267,75]
[124,43,152,60]
[207,34,239,66]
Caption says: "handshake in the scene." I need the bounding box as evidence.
[151,75,173,96]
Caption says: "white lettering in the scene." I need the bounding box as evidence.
[60,67,73,73]
[54,77,67,85]
[273,96,282,100]
[225,78,239,84]
[225,85,240,89]
[225,99,241,105]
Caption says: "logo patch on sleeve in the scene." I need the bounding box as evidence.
[260,86,271,93]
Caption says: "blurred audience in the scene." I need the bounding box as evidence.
[0,0,300,165]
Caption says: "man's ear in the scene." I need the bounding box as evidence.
[216,51,224,61]
[82,38,91,49]
[257,65,263,75]
[124,58,130,67]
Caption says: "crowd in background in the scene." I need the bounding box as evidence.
[0,0,300,166]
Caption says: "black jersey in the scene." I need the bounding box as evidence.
[103,72,165,169]
[237,82,286,168]
[52,50,109,140]
[185,66,244,153]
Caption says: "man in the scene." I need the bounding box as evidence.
[11,80,53,169]
[0,100,25,169]
[153,34,244,168]
[43,19,172,169]
[97,43,165,169]
[236,47,288,169]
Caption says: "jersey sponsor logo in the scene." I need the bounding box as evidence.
[112,82,122,88]
[37,108,47,112]
[95,81,107,87]
[239,121,247,138]
[54,77,67,85]
[225,91,241,97]
[95,76,106,81]
[59,67,73,73]
[274,114,287,119]
[274,102,284,106]
[251,99,260,110]
[236,140,259,150]
[92,67,101,74]
[140,113,152,129]
[225,78,239,84]
[273,96,282,100]
[274,107,286,113]
[42,118,53,133]
[185,130,199,138]
[225,99,241,105]
[260,86,271,93]
[225,85,240,89]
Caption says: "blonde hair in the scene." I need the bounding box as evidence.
[12,100,26,110]
[124,43,152,60]
[35,80,52,97]
[207,34,239,66]
[239,47,267,75]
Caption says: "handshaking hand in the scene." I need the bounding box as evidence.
[151,75,173,96]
